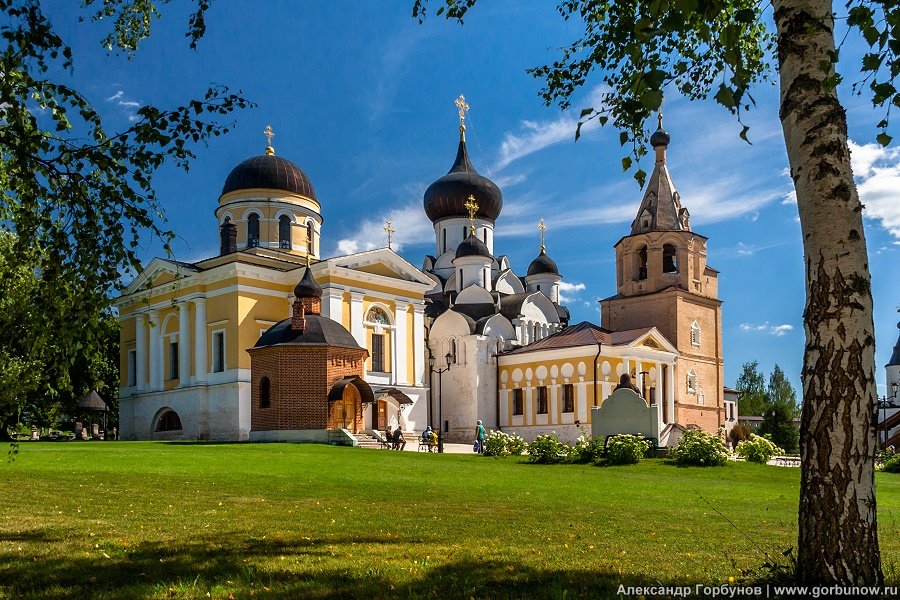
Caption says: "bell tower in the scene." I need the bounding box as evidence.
[600,117,725,432]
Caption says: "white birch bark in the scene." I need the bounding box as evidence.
[773,0,882,585]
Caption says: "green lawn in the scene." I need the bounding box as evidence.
[1,443,898,599]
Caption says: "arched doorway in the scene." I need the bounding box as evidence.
[327,377,374,434]
[152,407,184,439]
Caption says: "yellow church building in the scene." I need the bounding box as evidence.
[115,133,434,440]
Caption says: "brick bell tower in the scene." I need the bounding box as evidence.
[600,116,724,432]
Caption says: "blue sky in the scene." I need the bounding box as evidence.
[46,1,900,394]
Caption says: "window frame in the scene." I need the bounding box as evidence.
[371,332,385,372]
[562,384,575,413]
[536,386,549,415]
[279,215,292,249]
[127,349,137,387]
[247,213,261,247]
[512,388,524,416]
[168,338,179,381]
[211,330,226,373]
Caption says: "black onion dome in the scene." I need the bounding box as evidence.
[293,267,322,299]
[254,316,361,349]
[650,125,670,148]
[888,321,900,367]
[222,154,317,199]
[455,233,492,259]
[527,250,559,276]
[423,140,502,222]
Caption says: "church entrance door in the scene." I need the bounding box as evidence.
[377,400,387,430]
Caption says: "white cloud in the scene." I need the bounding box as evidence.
[848,140,900,238]
[331,198,435,257]
[739,321,794,336]
[557,281,586,304]
[105,87,141,121]
[491,86,606,173]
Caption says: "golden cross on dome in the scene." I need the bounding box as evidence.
[464,195,479,235]
[657,112,663,129]
[455,94,469,141]
[383,219,395,249]
[305,253,311,268]
[264,124,275,155]
[538,219,547,253]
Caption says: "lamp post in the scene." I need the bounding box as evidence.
[428,351,452,453]
[878,381,899,448]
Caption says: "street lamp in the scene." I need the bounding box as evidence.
[878,381,899,448]
[428,351,452,453]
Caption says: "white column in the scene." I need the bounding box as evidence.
[394,301,409,385]
[135,313,147,392]
[147,310,161,391]
[322,288,344,322]
[349,292,365,348]
[193,298,207,385]
[667,362,676,425]
[178,302,191,387]
[413,302,425,386]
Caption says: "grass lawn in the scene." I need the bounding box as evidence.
[1,443,898,599]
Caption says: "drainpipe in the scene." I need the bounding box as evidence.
[593,342,603,408]
[495,340,501,431]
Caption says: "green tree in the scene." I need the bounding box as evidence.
[736,360,768,416]
[415,0,886,585]
[767,364,800,417]
[761,364,800,453]
[0,1,250,429]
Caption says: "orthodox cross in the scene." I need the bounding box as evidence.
[455,94,469,140]
[538,219,547,253]
[305,253,311,268]
[383,219,395,249]
[264,124,275,155]
[464,195,479,235]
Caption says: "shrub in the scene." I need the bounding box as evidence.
[883,454,900,473]
[736,434,784,464]
[527,434,571,464]
[483,430,527,457]
[729,423,752,448]
[671,428,729,466]
[605,434,650,465]
[572,432,606,463]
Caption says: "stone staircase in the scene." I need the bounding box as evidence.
[354,432,386,449]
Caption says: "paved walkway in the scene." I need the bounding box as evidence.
[380,442,476,455]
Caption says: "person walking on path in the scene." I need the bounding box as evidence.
[474,419,485,453]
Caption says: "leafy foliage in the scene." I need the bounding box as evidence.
[736,360,768,416]
[670,428,729,466]
[526,433,574,464]
[729,423,753,447]
[572,432,607,463]
[483,430,527,457]
[736,434,784,464]
[0,1,251,423]
[882,454,900,473]
[605,434,650,465]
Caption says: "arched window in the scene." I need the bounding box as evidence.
[259,377,271,408]
[155,410,182,432]
[663,244,678,273]
[449,339,457,364]
[247,213,260,247]
[637,246,648,281]
[279,215,292,249]
[691,321,701,347]
[687,369,697,394]
[366,307,390,325]
[442,228,447,254]
[306,221,314,251]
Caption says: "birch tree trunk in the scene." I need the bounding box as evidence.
[773,0,882,585]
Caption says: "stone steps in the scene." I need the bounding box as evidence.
[354,433,385,449]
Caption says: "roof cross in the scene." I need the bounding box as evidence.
[383,219,395,249]
[538,218,547,253]
[455,94,469,140]
[264,124,275,155]
[464,195,479,235]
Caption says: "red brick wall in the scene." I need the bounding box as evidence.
[250,344,366,432]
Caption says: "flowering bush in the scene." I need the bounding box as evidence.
[572,432,606,463]
[483,430,527,457]
[671,428,729,466]
[526,434,572,464]
[883,454,900,473]
[605,434,651,465]
[736,434,783,464]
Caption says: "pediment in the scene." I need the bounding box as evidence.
[629,328,678,354]
[325,248,434,287]
[121,258,197,297]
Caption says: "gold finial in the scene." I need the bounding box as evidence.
[455,94,469,142]
[657,112,663,130]
[264,124,275,155]
[383,219,395,249]
[464,195,479,235]
[538,219,547,253]
[305,253,311,268]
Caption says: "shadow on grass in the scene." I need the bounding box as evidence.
[0,531,694,599]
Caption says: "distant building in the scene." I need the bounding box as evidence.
[880,319,900,449]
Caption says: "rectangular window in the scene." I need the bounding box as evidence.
[127,350,137,387]
[212,331,225,373]
[537,386,548,414]
[168,341,179,380]
[562,384,574,413]
[512,389,524,416]
[371,333,385,372]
